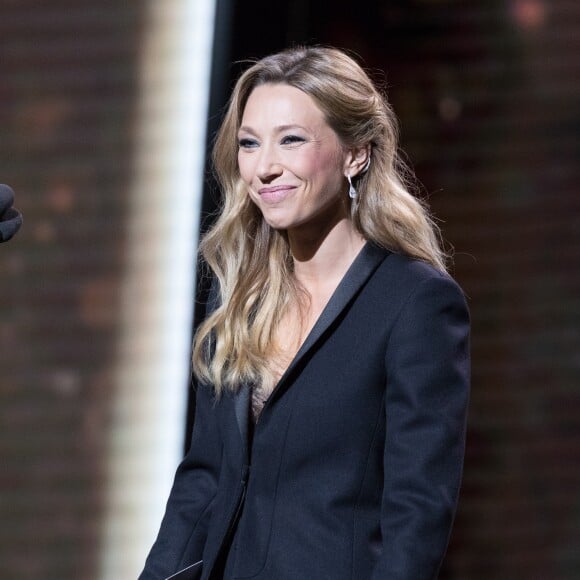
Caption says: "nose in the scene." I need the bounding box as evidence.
[256,144,283,183]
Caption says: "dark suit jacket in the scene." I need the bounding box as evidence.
[139,243,470,580]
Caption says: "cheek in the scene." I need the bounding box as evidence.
[298,149,338,181]
[306,151,344,192]
[237,154,252,185]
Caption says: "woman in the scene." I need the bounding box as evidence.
[140,46,470,580]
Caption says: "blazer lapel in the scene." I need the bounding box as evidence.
[278,242,390,389]
[232,383,251,452]
[231,242,390,448]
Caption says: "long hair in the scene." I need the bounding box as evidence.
[193,46,447,395]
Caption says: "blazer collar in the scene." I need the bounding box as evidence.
[233,242,391,449]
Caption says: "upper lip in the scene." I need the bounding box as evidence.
[257,185,296,194]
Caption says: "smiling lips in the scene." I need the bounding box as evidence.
[257,185,296,203]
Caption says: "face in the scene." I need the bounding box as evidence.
[237,83,351,236]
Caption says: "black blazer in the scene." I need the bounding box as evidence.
[140,243,470,580]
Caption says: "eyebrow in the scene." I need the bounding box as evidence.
[238,123,309,135]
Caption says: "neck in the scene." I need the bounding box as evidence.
[288,218,366,292]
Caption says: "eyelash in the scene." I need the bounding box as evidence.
[237,135,305,149]
[238,138,258,149]
[280,135,305,145]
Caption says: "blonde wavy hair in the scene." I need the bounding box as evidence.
[193,46,447,395]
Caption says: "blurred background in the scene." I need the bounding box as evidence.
[1,0,579,579]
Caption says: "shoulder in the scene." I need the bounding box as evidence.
[370,248,467,309]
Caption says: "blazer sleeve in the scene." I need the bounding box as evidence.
[371,272,470,580]
[138,381,222,580]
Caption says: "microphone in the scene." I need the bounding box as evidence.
[0,184,23,243]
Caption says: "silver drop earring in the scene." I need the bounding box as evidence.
[361,156,371,174]
[347,174,357,199]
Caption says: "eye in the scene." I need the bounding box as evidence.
[280,135,305,146]
[238,137,258,149]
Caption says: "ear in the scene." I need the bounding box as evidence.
[343,144,371,178]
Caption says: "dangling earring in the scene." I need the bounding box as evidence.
[347,174,357,199]
[361,156,371,174]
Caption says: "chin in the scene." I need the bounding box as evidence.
[259,211,296,232]
[263,218,292,232]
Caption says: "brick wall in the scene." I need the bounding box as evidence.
[0,3,143,579]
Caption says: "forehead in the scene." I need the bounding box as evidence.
[240,83,327,129]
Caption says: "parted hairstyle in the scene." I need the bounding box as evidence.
[192,46,447,395]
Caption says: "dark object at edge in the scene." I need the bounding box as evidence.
[0,184,23,243]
